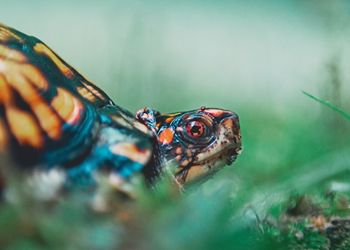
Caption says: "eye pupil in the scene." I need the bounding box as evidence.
[191,126,201,134]
[186,121,205,138]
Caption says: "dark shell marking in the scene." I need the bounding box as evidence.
[0,23,242,190]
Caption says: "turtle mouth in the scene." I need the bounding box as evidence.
[194,145,240,166]
[175,144,242,185]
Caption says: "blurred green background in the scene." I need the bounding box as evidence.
[2,0,350,249]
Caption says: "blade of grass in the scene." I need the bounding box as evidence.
[303,91,350,121]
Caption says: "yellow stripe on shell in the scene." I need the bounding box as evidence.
[6,107,43,148]
[5,72,62,140]
[0,55,62,140]
[76,86,97,103]
[0,25,23,43]
[0,56,48,90]
[20,64,48,90]
[0,74,12,104]
[0,45,27,62]
[81,81,106,101]
[33,43,74,79]
[51,87,83,125]
[34,43,104,104]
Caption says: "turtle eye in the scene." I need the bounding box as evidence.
[186,120,205,138]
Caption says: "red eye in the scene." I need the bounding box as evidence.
[186,121,205,138]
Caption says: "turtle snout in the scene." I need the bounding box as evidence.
[219,112,241,146]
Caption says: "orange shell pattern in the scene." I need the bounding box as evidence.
[0,23,113,165]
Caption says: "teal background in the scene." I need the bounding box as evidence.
[3,0,350,111]
[1,1,350,249]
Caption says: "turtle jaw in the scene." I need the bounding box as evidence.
[174,144,242,185]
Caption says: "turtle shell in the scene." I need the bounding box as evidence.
[0,23,155,186]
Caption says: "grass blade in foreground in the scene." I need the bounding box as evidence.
[303,91,350,121]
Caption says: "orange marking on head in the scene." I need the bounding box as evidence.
[165,117,174,123]
[0,45,26,62]
[51,88,83,125]
[223,118,234,128]
[0,119,8,151]
[110,143,151,165]
[159,128,174,144]
[34,43,74,79]
[205,109,224,117]
[6,107,43,148]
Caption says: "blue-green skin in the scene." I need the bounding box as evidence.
[64,114,153,187]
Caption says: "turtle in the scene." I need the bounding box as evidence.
[0,23,242,192]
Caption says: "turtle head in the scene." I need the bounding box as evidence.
[136,107,242,185]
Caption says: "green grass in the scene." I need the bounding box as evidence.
[1,91,350,250]
[303,91,350,121]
